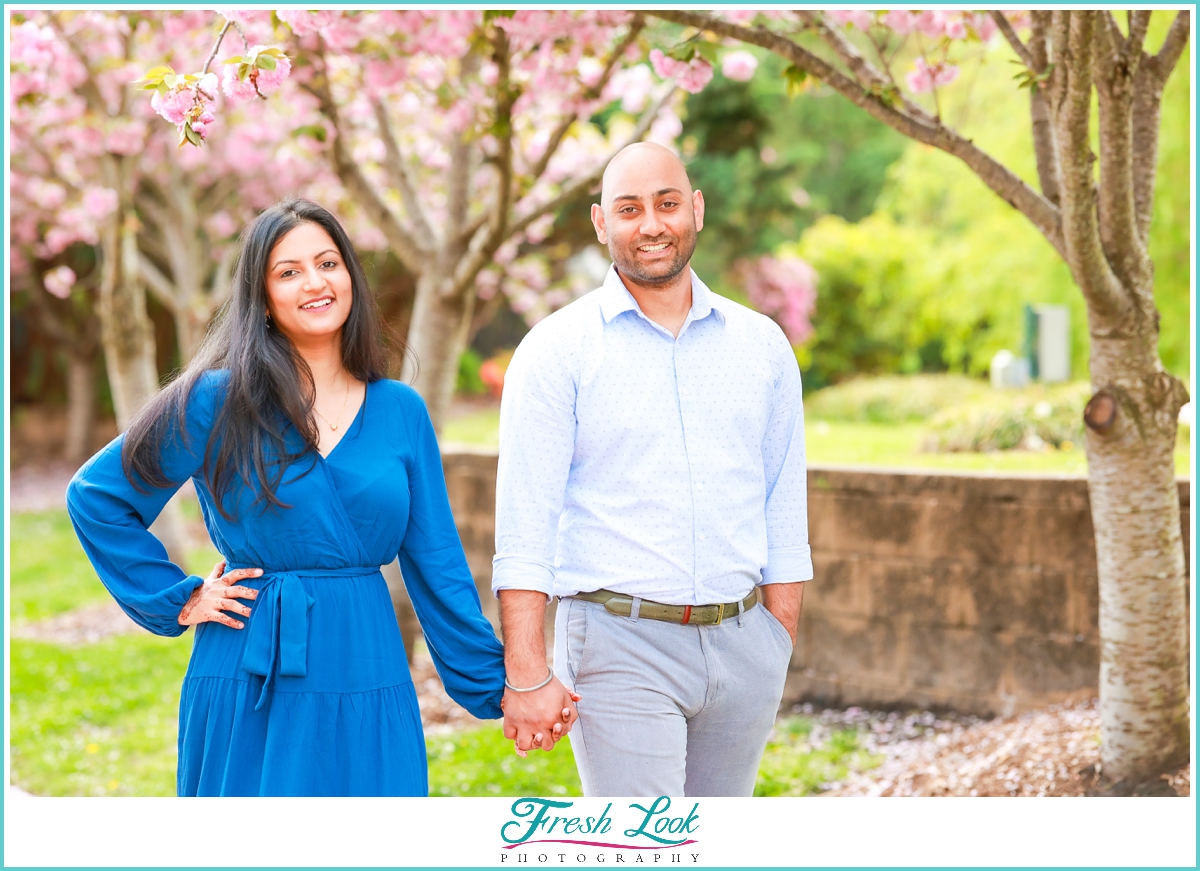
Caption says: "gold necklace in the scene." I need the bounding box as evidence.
[314,376,352,432]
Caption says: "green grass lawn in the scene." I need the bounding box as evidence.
[442,408,1191,476]
[9,506,876,796]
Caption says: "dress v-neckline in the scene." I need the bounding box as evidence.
[318,381,368,462]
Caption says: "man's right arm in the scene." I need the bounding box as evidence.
[492,326,580,753]
[499,590,578,754]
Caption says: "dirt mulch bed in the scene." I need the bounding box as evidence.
[812,700,1190,797]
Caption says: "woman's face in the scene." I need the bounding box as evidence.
[264,222,353,348]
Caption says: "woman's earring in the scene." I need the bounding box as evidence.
[264,310,272,327]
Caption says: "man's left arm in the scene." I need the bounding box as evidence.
[758,326,813,646]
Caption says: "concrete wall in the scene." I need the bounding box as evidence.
[440,450,1190,717]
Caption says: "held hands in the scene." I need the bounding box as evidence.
[501,673,581,758]
[178,559,262,629]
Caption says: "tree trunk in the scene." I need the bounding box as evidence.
[1086,327,1191,783]
[97,203,189,568]
[63,352,96,464]
[173,306,210,367]
[401,274,475,434]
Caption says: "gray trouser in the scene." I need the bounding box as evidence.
[553,595,793,797]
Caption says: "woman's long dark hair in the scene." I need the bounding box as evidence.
[123,198,389,519]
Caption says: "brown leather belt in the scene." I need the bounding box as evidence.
[571,587,758,625]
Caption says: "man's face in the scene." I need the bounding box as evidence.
[592,147,705,289]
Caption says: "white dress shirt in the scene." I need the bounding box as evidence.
[491,265,812,605]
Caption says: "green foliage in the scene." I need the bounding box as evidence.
[682,51,908,304]
[923,382,1093,453]
[806,374,991,424]
[754,717,880,796]
[787,16,1190,385]
[456,348,488,396]
[427,726,583,797]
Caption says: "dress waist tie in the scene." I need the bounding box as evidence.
[236,566,381,711]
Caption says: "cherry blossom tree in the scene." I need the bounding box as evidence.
[652,8,1191,787]
[143,10,708,431]
[10,10,346,559]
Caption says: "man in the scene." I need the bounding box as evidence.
[494,142,811,797]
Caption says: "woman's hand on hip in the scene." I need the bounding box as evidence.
[178,560,262,629]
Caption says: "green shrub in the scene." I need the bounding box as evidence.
[922,382,1092,453]
[456,349,488,396]
[806,374,991,424]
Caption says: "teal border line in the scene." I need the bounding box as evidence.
[2,2,1197,870]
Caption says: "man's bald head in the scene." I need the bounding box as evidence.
[600,142,693,211]
[591,141,704,293]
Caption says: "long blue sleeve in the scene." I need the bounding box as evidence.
[65,373,224,637]
[396,391,506,721]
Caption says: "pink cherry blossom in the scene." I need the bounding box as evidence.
[677,59,713,94]
[222,65,259,103]
[828,10,875,31]
[105,120,146,155]
[214,10,265,26]
[253,51,291,95]
[276,9,340,36]
[43,265,76,299]
[82,187,118,219]
[906,57,959,94]
[724,10,758,24]
[881,11,916,35]
[721,50,758,82]
[150,86,192,126]
[737,253,818,344]
[205,210,238,239]
[649,48,686,80]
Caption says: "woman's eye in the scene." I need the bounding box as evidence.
[321,260,338,269]
[280,269,297,279]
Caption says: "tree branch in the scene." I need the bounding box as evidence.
[1130,11,1189,247]
[201,18,234,77]
[47,14,112,116]
[444,50,480,253]
[796,10,935,123]
[526,14,647,183]
[137,251,179,312]
[1054,10,1125,318]
[1126,11,1152,60]
[371,98,437,253]
[301,52,424,274]
[990,11,1036,70]
[650,9,1065,257]
[449,84,678,303]
[1027,12,1061,207]
[1151,10,1191,81]
[1095,30,1147,292]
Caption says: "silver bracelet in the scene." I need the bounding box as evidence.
[504,669,554,693]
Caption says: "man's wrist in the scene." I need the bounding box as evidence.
[504,668,554,692]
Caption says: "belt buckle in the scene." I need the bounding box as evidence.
[712,603,723,626]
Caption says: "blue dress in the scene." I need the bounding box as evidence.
[66,373,505,796]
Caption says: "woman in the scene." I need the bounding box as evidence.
[66,198,506,796]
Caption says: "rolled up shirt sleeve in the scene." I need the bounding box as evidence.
[491,324,577,598]
[759,327,813,585]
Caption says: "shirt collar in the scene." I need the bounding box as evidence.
[598,264,726,327]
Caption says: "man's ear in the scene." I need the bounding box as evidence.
[590,203,608,245]
[692,190,705,233]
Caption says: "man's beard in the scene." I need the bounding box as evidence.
[609,223,697,287]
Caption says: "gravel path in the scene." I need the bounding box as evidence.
[802,701,1190,797]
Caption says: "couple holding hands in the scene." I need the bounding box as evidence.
[68,142,811,797]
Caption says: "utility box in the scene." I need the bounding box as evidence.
[990,349,1030,388]
[1023,304,1070,383]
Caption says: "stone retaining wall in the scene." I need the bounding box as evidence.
[440,450,1190,717]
